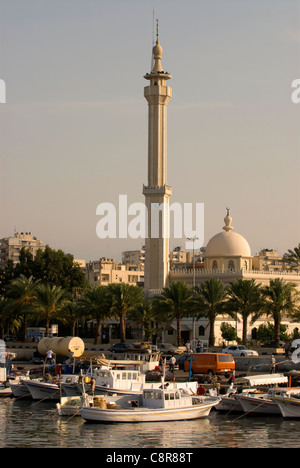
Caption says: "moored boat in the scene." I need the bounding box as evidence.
[215,374,289,414]
[80,386,220,423]
[237,386,300,416]
[272,394,300,419]
[24,374,80,401]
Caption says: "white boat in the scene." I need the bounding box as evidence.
[57,393,131,417]
[56,394,94,417]
[66,357,198,397]
[9,375,32,398]
[80,386,220,423]
[273,394,300,419]
[24,374,80,401]
[215,374,289,414]
[237,386,300,416]
[215,391,244,413]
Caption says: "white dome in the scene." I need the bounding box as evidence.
[205,209,251,258]
[205,230,251,257]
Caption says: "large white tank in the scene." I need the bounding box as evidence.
[38,337,85,358]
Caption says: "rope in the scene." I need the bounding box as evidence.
[230,399,269,422]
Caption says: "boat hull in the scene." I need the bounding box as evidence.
[80,401,217,423]
[215,395,243,413]
[274,398,300,419]
[237,395,281,415]
[24,381,62,401]
[9,381,31,398]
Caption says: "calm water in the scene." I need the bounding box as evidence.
[1,398,300,449]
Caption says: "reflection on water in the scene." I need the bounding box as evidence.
[1,399,300,448]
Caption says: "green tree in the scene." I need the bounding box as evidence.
[107,284,144,343]
[128,299,161,342]
[4,275,39,341]
[57,300,84,337]
[152,282,194,346]
[194,278,227,347]
[14,245,87,292]
[78,286,111,344]
[220,322,237,343]
[225,279,264,344]
[34,283,66,337]
[253,278,300,347]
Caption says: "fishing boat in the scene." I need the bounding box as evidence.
[56,394,94,417]
[272,393,300,419]
[237,386,300,416]
[9,375,33,398]
[64,357,198,397]
[24,374,80,401]
[215,374,289,414]
[80,385,220,423]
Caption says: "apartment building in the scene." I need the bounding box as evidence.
[0,232,44,269]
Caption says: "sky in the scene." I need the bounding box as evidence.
[1,0,300,263]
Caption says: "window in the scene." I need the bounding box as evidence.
[212,260,218,270]
[228,260,235,271]
[198,326,205,336]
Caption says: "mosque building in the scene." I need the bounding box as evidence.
[143,27,300,346]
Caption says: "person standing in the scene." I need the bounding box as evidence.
[270,355,276,374]
[169,355,176,374]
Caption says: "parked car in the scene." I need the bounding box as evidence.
[222,345,259,357]
[109,343,135,353]
[157,343,185,355]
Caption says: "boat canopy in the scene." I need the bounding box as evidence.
[234,373,288,387]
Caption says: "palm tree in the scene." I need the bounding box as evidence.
[34,283,66,337]
[225,279,264,344]
[128,299,160,342]
[107,284,144,343]
[194,278,227,347]
[152,282,194,346]
[58,300,83,337]
[253,278,300,347]
[4,275,39,341]
[78,286,111,344]
[282,244,300,271]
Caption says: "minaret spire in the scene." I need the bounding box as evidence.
[143,26,172,295]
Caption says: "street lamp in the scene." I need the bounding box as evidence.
[187,236,199,351]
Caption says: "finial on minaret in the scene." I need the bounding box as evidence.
[223,207,234,232]
[151,19,163,73]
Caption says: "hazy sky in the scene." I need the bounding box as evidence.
[1,0,300,262]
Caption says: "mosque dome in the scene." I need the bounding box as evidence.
[205,209,251,258]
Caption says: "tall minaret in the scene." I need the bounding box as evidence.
[143,23,172,295]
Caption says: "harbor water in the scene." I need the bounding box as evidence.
[1,398,300,448]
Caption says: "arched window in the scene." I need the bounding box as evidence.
[212,260,218,270]
[244,260,248,270]
[228,260,235,271]
[198,326,205,336]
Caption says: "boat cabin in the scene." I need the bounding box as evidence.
[142,387,196,409]
[265,387,300,399]
[92,367,142,389]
